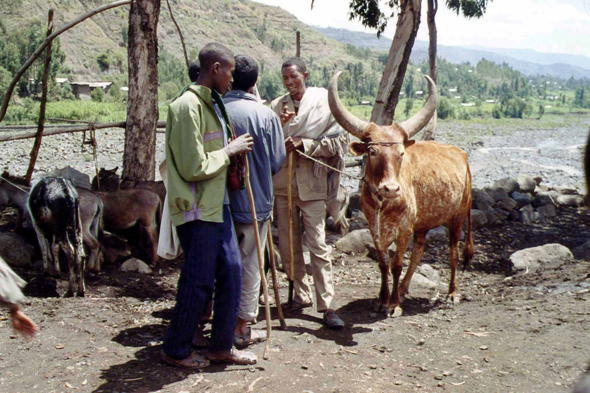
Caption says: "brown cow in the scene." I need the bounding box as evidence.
[328,72,474,317]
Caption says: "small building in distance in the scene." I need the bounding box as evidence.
[70,81,113,100]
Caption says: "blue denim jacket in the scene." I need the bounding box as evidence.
[224,90,286,223]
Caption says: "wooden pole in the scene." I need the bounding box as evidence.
[296,31,301,58]
[165,0,189,69]
[287,151,295,305]
[244,155,272,360]
[267,228,286,330]
[0,120,166,143]
[25,9,54,185]
[0,0,134,123]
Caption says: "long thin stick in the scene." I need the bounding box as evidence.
[287,151,295,305]
[267,228,286,330]
[165,0,189,69]
[244,155,272,360]
[0,0,134,123]
[0,120,166,143]
[25,9,54,185]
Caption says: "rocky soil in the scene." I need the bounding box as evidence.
[0,116,590,393]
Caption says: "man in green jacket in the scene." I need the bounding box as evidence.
[161,43,255,368]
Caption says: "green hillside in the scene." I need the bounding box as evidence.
[0,0,372,79]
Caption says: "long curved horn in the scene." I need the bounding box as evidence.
[328,71,369,139]
[399,75,438,138]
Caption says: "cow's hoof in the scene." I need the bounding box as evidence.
[387,306,403,318]
[446,293,461,305]
[373,301,384,312]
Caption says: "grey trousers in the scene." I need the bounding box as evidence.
[276,196,334,312]
[235,220,269,322]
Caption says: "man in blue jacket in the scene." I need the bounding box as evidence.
[225,55,286,349]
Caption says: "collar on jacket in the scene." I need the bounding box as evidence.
[225,90,258,102]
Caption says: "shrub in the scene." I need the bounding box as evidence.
[91,87,104,102]
[437,97,454,119]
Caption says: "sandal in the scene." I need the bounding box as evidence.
[234,327,267,350]
[161,351,210,369]
[207,348,257,365]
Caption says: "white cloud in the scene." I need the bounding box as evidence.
[252,0,590,56]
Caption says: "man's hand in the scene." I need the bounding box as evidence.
[224,134,254,157]
[285,136,303,153]
[279,110,295,126]
[10,307,38,339]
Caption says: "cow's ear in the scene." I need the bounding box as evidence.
[349,142,367,156]
[404,140,416,148]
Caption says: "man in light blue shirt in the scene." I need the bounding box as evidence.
[225,55,286,349]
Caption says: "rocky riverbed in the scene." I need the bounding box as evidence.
[0,116,589,393]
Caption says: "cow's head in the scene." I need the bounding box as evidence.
[328,72,437,199]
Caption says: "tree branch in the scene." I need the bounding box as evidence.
[166,0,189,69]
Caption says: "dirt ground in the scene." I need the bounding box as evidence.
[1,117,590,393]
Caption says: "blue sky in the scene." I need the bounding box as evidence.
[252,0,590,57]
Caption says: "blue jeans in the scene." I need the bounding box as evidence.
[162,205,241,359]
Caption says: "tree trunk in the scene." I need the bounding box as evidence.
[370,0,421,125]
[422,0,439,141]
[123,0,160,181]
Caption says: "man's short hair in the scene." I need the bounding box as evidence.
[232,55,258,92]
[188,59,200,82]
[199,43,234,71]
[282,57,307,74]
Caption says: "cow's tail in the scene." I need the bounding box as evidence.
[462,206,474,271]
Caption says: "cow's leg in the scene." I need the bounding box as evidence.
[386,230,412,317]
[447,222,462,304]
[399,231,427,301]
[374,248,391,313]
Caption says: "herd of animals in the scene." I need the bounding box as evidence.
[0,74,589,390]
[0,168,163,296]
[0,75,473,315]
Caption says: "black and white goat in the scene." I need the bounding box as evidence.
[28,177,86,297]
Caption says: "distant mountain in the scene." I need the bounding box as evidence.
[315,27,590,80]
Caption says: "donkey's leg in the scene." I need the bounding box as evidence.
[61,240,76,297]
[50,234,61,277]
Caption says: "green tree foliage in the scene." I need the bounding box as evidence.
[158,47,189,88]
[437,97,454,119]
[0,17,66,97]
[346,0,491,37]
[404,98,414,117]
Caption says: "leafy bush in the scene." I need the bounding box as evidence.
[91,88,105,102]
[437,97,455,119]
[492,105,502,119]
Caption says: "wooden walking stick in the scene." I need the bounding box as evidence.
[287,151,295,306]
[244,155,272,360]
[267,228,286,330]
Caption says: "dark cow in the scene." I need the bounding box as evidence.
[328,72,474,317]
[28,178,86,297]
